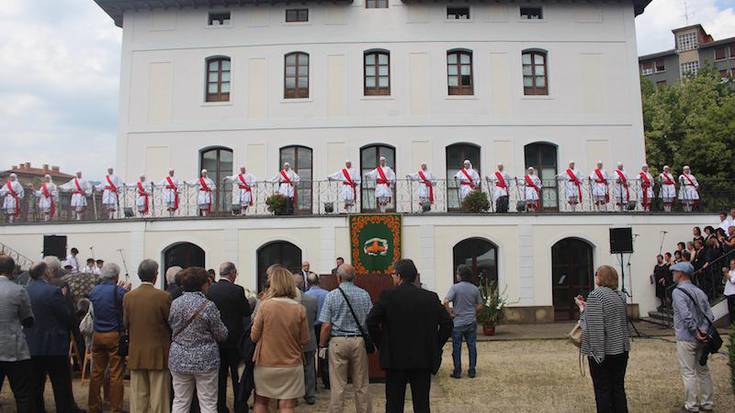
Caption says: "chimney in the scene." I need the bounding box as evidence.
[43,164,49,170]
[11,165,16,170]
[24,162,30,169]
[52,166,60,172]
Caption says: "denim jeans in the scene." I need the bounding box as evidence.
[452,322,477,374]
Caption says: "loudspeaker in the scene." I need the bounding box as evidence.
[123,207,134,218]
[43,235,67,259]
[609,227,633,254]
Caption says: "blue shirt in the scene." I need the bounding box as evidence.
[445,281,483,327]
[89,281,126,333]
[672,280,713,343]
[319,281,372,336]
[305,286,328,326]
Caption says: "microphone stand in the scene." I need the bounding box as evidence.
[117,249,129,283]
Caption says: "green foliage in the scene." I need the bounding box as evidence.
[265,194,287,214]
[461,189,491,213]
[477,278,508,327]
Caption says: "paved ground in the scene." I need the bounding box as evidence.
[1,325,733,412]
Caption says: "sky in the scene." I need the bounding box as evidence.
[0,0,734,181]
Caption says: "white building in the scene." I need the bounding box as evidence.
[6,0,715,323]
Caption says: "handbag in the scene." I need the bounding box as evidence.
[113,285,129,357]
[568,320,583,348]
[172,301,210,344]
[674,287,723,365]
[337,287,375,354]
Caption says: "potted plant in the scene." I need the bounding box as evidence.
[461,189,490,213]
[265,194,287,215]
[476,277,507,336]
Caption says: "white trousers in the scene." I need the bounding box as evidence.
[676,341,714,412]
[171,368,218,413]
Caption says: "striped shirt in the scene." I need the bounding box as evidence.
[318,281,372,336]
[581,287,630,363]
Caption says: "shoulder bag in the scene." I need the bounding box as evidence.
[674,287,722,365]
[337,287,375,354]
[172,301,210,345]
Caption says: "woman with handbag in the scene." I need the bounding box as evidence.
[576,265,630,413]
[251,265,310,413]
[168,267,228,413]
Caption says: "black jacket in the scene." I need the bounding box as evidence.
[236,322,256,413]
[366,283,452,373]
[207,280,252,349]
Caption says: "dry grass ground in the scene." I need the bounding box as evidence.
[1,338,732,413]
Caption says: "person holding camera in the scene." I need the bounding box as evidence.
[670,262,715,413]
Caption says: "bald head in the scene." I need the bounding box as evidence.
[337,263,355,282]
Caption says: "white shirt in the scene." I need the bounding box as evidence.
[725,269,735,296]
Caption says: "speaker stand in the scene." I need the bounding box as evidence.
[618,252,646,339]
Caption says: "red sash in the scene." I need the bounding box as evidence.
[237,175,253,206]
[41,183,56,217]
[639,172,651,207]
[593,169,610,203]
[73,178,84,195]
[418,170,434,204]
[280,170,297,204]
[682,174,697,187]
[662,173,675,185]
[105,176,118,193]
[494,172,507,190]
[341,169,357,199]
[199,177,212,212]
[5,181,20,218]
[566,169,583,201]
[136,181,149,215]
[376,167,391,187]
[165,176,179,210]
[460,168,475,189]
[614,170,630,203]
[524,175,541,209]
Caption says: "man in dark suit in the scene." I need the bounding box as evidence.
[298,288,319,405]
[165,266,183,299]
[294,261,316,292]
[25,258,80,412]
[207,262,252,413]
[367,259,452,413]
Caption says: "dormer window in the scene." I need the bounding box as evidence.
[520,7,543,20]
[286,8,309,23]
[447,7,470,20]
[208,11,231,26]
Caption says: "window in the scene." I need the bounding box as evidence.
[446,143,481,210]
[279,146,312,212]
[655,59,666,72]
[257,241,302,292]
[284,52,309,99]
[524,142,558,210]
[680,61,699,76]
[523,50,548,95]
[656,80,667,87]
[715,47,727,61]
[208,11,230,26]
[453,238,498,284]
[285,8,308,22]
[640,62,654,76]
[206,57,231,102]
[360,145,395,212]
[200,147,233,213]
[677,32,698,51]
[366,0,388,8]
[520,7,543,20]
[720,69,730,80]
[447,50,473,95]
[364,51,390,96]
[447,7,470,20]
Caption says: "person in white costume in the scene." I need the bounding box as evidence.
[328,160,360,212]
[612,162,631,212]
[224,166,257,215]
[95,167,123,219]
[453,160,480,205]
[637,164,654,212]
[272,162,301,215]
[365,157,396,213]
[520,167,542,212]
[589,161,610,212]
[188,169,216,216]
[659,165,677,212]
[159,169,182,217]
[678,165,700,212]
[406,163,436,212]
[31,174,58,222]
[558,161,583,212]
[486,163,510,213]
[131,175,153,216]
[1,173,24,223]
[60,171,92,221]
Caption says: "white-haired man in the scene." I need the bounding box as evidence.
[131,175,152,216]
[637,164,654,212]
[659,165,676,212]
[406,163,436,212]
[95,167,123,220]
[559,161,583,212]
[365,156,396,212]
[189,169,216,216]
[489,163,511,213]
[454,160,479,204]
[159,169,182,217]
[31,175,58,222]
[679,166,700,212]
[1,173,24,223]
[60,171,92,221]
[612,162,630,212]
[589,161,610,212]
[272,162,301,215]
[521,167,542,212]
[328,160,361,212]
[224,166,257,215]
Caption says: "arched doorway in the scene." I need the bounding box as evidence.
[452,238,498,284]
[200,146,233,214]
[552,238,594,321]
[163,242,205,288]
[279,145,313,213]
[360,144,396,212]
[524,142,558,210]
[256,241,302,292]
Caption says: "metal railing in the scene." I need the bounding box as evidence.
[2,177,733,224]
[0,242,35,270]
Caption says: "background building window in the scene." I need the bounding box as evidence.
[447,50,473,95]
[446,143,481,210]
[524,142,558,210]
[284,52,309,99]
[279,146,313,212]
[200,146,233,213]
[257,241,302,292]
[523,50,548,95]
[206,57,231,102]
[364,51,390,96]
[208,11,230,26]
[360,144,395,212]
[286,8,308,22]
[680,61,699,76]
[520,7,543,20]
[655,59,666,72]
[715,47,726,60]
[640,62,653,75]
[453,238,498,284]
[677,32,698,51]
[447,7,470,20]
[366,0,388,8]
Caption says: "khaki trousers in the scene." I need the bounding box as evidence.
[131,369,171,413]
[328,337,372,413]
[89,331,124,413]
[171,368,219,413]
[676,341,714,411]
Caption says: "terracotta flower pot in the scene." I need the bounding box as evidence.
[482,325,496,336]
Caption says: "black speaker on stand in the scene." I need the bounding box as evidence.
[42,235,67,260]
[609,227,644,337]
